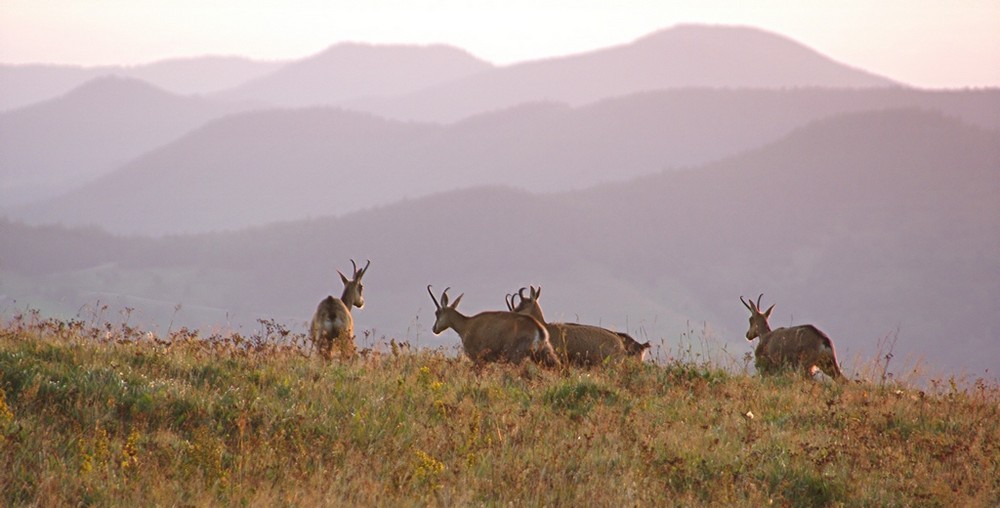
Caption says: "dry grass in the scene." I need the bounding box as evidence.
[1,311,998,506]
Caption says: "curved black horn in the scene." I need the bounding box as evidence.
[505,293,514,311]
[441,287,451,307]
[756,293,764,311]
[740,296,753,311]
[518,287,528,301]
[427,285,440,309]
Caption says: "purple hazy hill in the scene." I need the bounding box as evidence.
[0,57,282,111]
[0,76,255,206]
[351,24,899,122]
[13,87,996,235]
[217,43,493,107]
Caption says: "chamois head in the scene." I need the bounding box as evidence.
[741,293,775,341]
[428,285,464,334]
[617,332,652,361]
[510,286,542,316]
[339,259,370,309]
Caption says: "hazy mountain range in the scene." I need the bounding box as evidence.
[0,56,283,111]
[1,24,909,211]
[216,43,492,107]
[347,24,898,122]
[9,86,999,234]
[1,24,997,380]
[1,25,891,114]
[0,77,258,206]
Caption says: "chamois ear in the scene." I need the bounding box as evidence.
[531,285,541,300]
[451,293,464,308]
[338,270,349,285]
[763,304,775,318]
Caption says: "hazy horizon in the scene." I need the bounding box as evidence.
[2,1,999,88]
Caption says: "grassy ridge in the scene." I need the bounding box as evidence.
[1,313,998,506]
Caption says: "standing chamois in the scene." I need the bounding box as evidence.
[741,294,845,381]
[508,286,650,365]
[310,259,370,360]
[429,285,559,367]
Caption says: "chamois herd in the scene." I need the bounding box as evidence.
[310,260,845,380]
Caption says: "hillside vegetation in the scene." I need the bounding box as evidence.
[2,313,997,506]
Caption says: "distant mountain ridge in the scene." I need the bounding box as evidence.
[2,24,898,116]
[216,43,494,107]
[0,57,283,111]
[0,76,257,207]
[348,24,900,122]
[12,87,998,235]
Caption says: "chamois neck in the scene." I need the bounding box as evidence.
[756,318,773,341]
[757,321,771,344]
[341,285,357,309]
[443,308,470,337]
[760,320,772,335]
[528,304,546,324]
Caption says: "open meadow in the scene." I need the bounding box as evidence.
[1,311,997,506]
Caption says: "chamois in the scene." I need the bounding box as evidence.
[310,259,369,360]
[741,294,845,381]
[509,286,648,365]
[429,285,559,367]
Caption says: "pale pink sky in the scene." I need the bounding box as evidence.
[1,0,998,88]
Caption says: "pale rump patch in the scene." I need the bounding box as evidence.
[531,330,544,352]
[323,317,342,333]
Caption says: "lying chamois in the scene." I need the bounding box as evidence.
[429,285,559,367]
[310,259,369,360]
[741,294,845,381]
[509,286,648,366]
